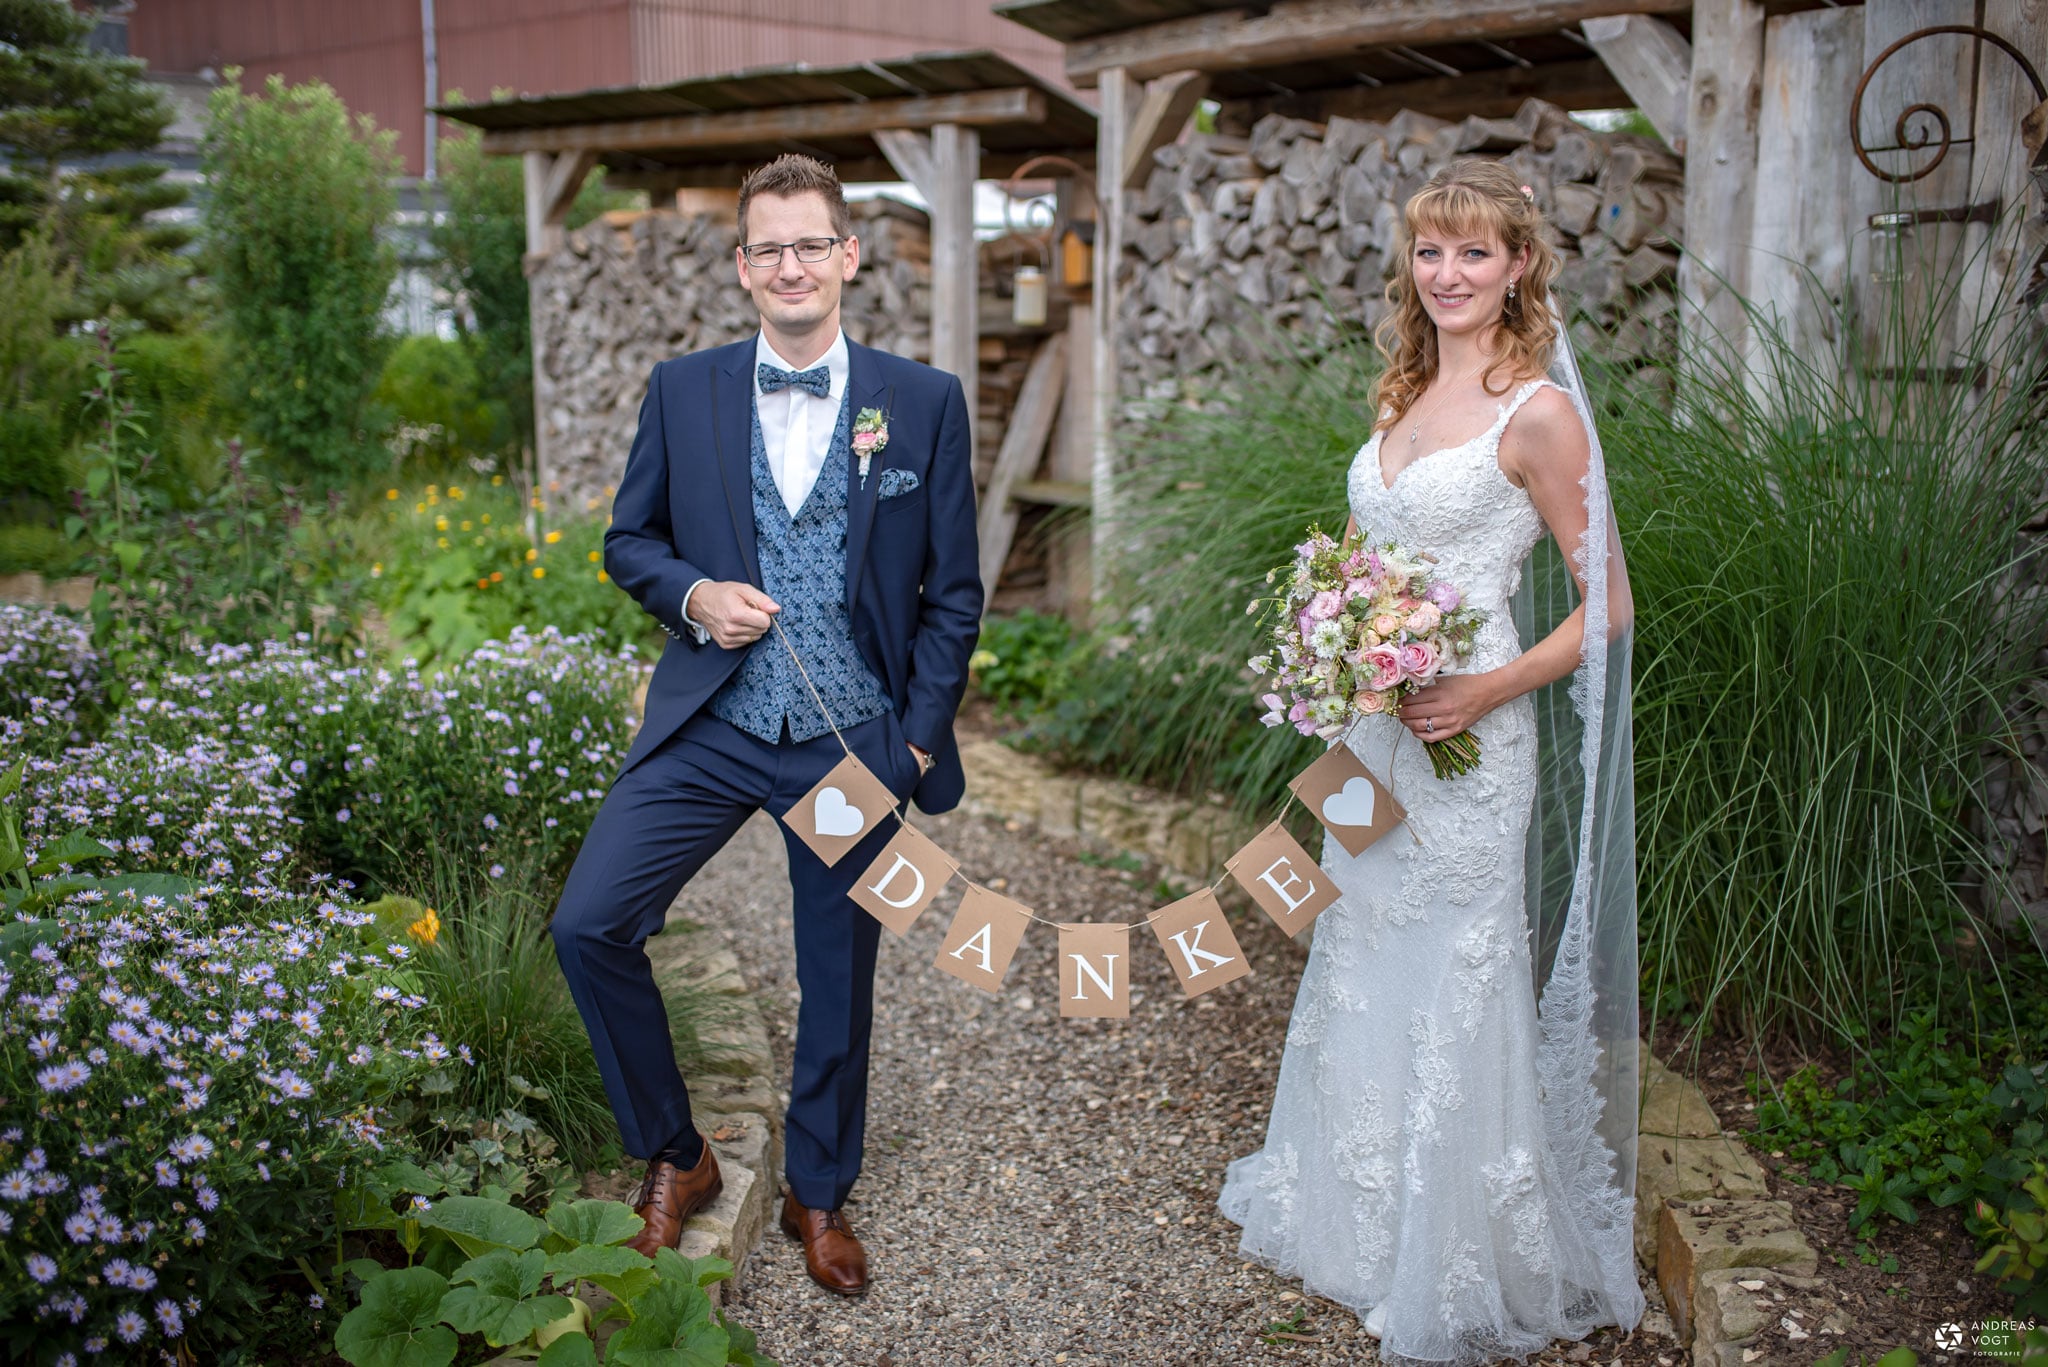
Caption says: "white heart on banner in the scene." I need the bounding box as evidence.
[814,787,867,839]
[1321,777,1377,828]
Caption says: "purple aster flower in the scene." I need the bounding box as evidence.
[114,1310,145,1343]
[26,1253,56,1283]
[154,1299,183,1336]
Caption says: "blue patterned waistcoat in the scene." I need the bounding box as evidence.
[707,390,892,743]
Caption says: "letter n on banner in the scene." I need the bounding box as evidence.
[850,825,958,936]
[1058,923,1131,1019]
[1147,889,1252,998]
[934,885,1033,993]
[1225,822,1339,937]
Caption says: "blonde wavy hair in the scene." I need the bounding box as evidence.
[1372,158,1561,432]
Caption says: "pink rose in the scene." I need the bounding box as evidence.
[1397,640,1440,680]
[1404,602,1442,633]
[1309,590,1343,621]
[1363,645,1402,691]
[1354,689,1390,715]
[852,431,880,453]
[1372,613,1401,638]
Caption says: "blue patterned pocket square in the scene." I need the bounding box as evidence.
[877,468,921,499]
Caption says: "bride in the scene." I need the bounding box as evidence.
[1219,159,1645,1362]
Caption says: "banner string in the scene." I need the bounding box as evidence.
[771,621,1407,931]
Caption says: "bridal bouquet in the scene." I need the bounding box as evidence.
[1249,526,1488,778]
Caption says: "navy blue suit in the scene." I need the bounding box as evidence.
[551,335,982,1210]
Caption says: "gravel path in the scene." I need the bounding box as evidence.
[674,806,1653,1367]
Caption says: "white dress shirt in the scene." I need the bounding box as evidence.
[680,329,849,642]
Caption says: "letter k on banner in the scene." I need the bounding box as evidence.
[1146,889,1252,998]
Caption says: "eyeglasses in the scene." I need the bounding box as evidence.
[739,236,845,268]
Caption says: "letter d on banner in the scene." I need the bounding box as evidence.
[1057,923,1131,1018]
[1146,889,1252,998]
[934,885,1033,994]
[850,825,958,936]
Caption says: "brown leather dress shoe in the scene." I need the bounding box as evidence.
[624,1143,723,1260]
[779,1191,869,1295]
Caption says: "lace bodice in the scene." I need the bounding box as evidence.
[1346,379,1551,672]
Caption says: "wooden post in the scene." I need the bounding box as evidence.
[1092,66,1134,599]
[1953,0,2048,369]
[878,124,981,462]
[521,149,594,511]
[1678,0,1767,374]
[977,330,1069,597]
[1582,15,1692,153]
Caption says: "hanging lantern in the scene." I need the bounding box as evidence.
[1012,264,1048,327]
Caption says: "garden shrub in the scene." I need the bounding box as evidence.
[0,604,101,751]
[969,610,1079,720]
[202,71,399,489]
[374,335,497,471]
[115,627,641,891]
[0,868,435,1363]
[372,477,658,667]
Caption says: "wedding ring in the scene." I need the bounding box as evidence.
[1425,718,1435,734]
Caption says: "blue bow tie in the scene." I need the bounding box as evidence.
[757,362,830,398]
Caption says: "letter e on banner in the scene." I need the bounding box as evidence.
[1058,923,1132,1019]
[1225,822,1340,937]
[850,825,958,936]
[786,755,900,867]
[934,885,1033,993]
[1146,889,1252,998]
[1287,744,1405,857]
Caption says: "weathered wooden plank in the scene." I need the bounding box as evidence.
[1061,0,1692,87]
[874,128,938,200]
[1954,0,2048,366]
[1093,66,1135,595]
[1120,70,1211,189]
[602,149,1093,193]
[928,123,982,465]
[1226,58,1626,129]
[1747,6,1863,383]
[480,88,1045,156]
[1583,14,1692,152]
[1677,0,1768,367]
[979,331,1070,596]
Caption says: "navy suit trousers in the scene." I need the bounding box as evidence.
[549,708,917,1210]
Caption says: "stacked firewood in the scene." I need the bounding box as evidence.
[531,198,932,505]
[1115,98,1684,411]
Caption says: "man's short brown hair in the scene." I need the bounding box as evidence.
[737,154,853,243]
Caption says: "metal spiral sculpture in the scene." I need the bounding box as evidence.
[1851,24,2045,184]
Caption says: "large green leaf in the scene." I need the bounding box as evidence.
[334,1266,457,1367]
[545,1244,649,1284]
[652,1247,733,1291]
[605,1278,728,1367]
[719,1315,777,1367]
[536,1332,599,1367]
[439,1248,567,1347]
[547,1198,644,1249]
[415,1194,544,1257]
[28,829,117,875]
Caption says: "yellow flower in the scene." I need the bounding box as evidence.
[603,485,616,497]
[597,570,609,584]
[437,537,450,549]
[533,566,546,579]
[415,502,426,514]
[491,474,504,486]
[434,516,448,532]
[472,536,484,547]
[449,486,464,500]
[524,548,538,562]
[460,520,471,532]
[407,907,441,946]
[386,488,399,500]
[530,497,544,510]
[544,530,562,545]
[426,485,439,497]
[371,562,383,577]
[587,550,600,563]
[480,514,491,525]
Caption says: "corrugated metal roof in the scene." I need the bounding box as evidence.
[435,47,1094,144]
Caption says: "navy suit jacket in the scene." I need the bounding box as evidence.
[603,335,983,813]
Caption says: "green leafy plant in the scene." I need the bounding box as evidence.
[202,70,400,488]
[334,1193,776,1365]
[968,609,1079,720]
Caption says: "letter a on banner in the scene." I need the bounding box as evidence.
[1225,821,1339,937]
[786,755,901,867]
[1287,743,1405,857]
[934,885,1033,993]
[1146,889,1252,998]
[1057,923,1131,1019]
[850,825,959,936]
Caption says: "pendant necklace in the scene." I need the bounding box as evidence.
[1406,361,1486,447]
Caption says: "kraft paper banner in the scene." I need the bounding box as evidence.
[1287,743,1405,858]
[1146,889,1253,998]
[786,754,900,868]
[934,884,1034,994]
[850,825,959,936]
[1057,923,1133,1019]
[1225,821,1340,937]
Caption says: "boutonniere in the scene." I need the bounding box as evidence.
[852,407,889,487]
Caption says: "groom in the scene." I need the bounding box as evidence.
[550,153,982,1295]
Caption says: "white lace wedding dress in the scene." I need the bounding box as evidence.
[1220,379,1643,1364]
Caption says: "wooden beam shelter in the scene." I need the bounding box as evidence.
[1583,14,1693,150]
